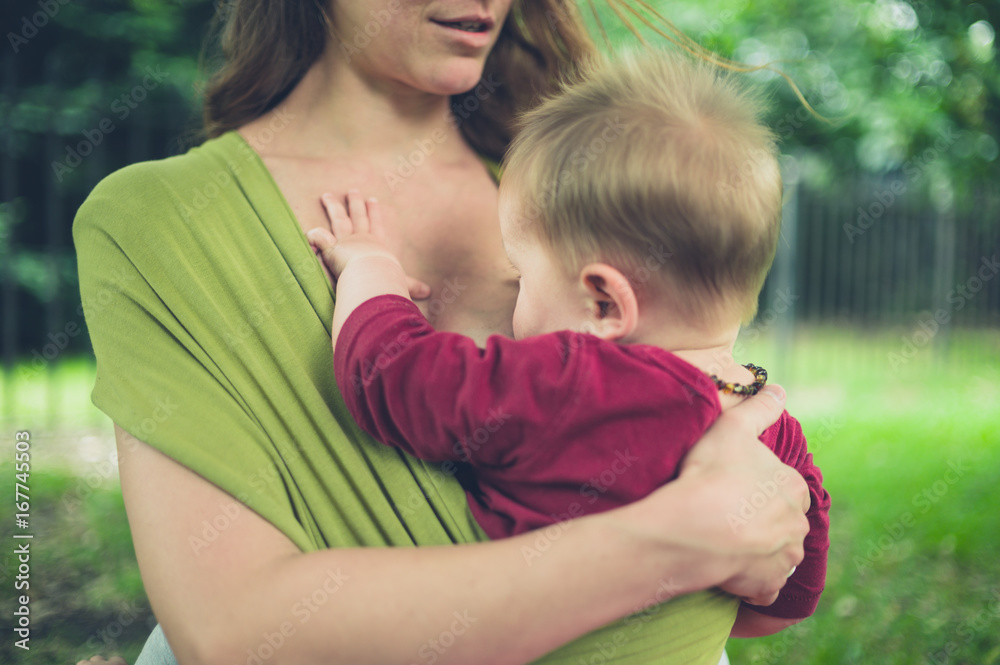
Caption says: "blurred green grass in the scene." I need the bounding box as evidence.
[728,327,1000,664]
[0,458,152,665]
[1,327,999,664]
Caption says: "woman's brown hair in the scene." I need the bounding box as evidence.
[200,0,597,162]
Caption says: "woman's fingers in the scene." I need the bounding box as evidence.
[728,384,787,437]
[668,381,810,606]
[689,385,809,512]
[346,189,370,233]
[681,386,788,472]
[321,193,353,237]
[728,544,805,607]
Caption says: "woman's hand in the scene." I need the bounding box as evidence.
[308,190,430,300]
[611,384,810,607]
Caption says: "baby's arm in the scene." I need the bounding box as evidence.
[731,606,802,637]
[307,190,427,350]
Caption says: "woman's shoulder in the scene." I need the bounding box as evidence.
[74,132,253,237]
[91,132,245,190]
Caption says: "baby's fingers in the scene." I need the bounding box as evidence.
[307,226,336,253]
[321,193,353,237]
[306,227,339,274]
[366,196,387,243]
[407,276,431,300]
[346,189,371,234]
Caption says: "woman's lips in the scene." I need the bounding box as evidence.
[430,16,495,49]
[433,19,489,32]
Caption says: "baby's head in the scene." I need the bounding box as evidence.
[498,49,782,344]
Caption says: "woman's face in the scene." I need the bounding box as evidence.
[331,0,514,96]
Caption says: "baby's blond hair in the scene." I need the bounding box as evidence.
[500,49,783,326]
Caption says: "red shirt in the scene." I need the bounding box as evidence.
[335,295,831,619]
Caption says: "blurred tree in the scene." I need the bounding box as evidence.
[589,0,999,208]
[2,0,212,357]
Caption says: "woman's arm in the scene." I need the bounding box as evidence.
[116,385,808,665]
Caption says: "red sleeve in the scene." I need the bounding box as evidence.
[334,294,580,468]
[743,411,831,619]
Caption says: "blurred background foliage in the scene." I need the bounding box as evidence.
[2,0,215,362]
[662,0,1000,192]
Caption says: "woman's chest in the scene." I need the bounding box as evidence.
[264,156,519,343]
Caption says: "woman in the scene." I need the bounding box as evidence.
[74,1,810,663]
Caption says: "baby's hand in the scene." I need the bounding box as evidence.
[309,190,400,277]
[309,191,430,299]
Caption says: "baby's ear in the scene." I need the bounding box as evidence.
[579,263,638,341]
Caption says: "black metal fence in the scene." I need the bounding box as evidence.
[745,176,1000,332]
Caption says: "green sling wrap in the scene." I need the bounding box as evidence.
[73,131,737,664]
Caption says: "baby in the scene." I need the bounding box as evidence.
[308,49,830,639]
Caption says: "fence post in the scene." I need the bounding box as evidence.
[769,159,799,377]
[931,181,956,361]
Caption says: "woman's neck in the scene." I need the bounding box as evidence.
[232,47,516,346]
[249,48,462,160]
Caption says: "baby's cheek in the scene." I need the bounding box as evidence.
[510,299,528,341]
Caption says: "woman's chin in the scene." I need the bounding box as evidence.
[423,61,493,97]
